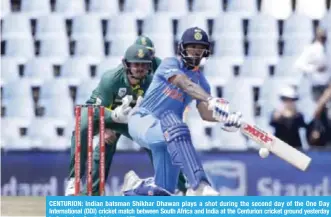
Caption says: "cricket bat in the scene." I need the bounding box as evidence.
[240,121,312,171]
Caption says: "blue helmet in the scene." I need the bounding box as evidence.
[178,27,211,69]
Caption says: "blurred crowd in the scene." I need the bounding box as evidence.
[269,28,331,148]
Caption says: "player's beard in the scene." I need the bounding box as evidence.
[182,49,206,69]
[128,69,147,84]
[185,56,202,68]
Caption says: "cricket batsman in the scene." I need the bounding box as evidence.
[123,27,242,196]
[65,42,187,195]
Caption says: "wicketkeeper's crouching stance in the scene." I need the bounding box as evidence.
[122,27,242,196]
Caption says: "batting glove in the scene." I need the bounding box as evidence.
[221,112,242,132]
[207,97,230,122]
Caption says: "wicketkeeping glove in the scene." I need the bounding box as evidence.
[129,96,143,116]
[110,95,133,124]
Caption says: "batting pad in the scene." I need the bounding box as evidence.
[160,110,208,190]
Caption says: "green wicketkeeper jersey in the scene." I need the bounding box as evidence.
[86,64,153,109]
[152,57,162,74]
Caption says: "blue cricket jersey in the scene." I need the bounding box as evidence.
[140,57,211,118]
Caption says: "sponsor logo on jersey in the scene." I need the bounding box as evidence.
[118,88,127,97]
[163,86,184,102]
[95,97,102,105]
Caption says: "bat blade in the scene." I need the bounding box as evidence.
[240,121,312,171]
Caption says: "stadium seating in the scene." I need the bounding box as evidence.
[39,97,74,121]
[1,0,330,151]
[60,57,95,85]
[226,0,257,18]
[123,0,154,19]
[2,80,33,100]
[39,79,71,100]
[4,97,35,119]
[191,0,223,18]
[21,0,51,18]
[73,37,104,60]
[239,57,271,81]
[283,13,313,40]
[1,0,11,18]
[71,14,103,40]
[24,58,55,85]
[248,36,279,64]
[320,10,331,32]
[274,56,301,78]
[35,15,67,40]
[2,37,35,62]
[1,117,31,150]
[213,13,243,39]
[106,15,138,40]
[148,35,175,58]
[54,0,85,18]
[282,36,312,56]
[28,117,70,150]
[247,14,279,40]
[142,14,173,37]
[38,37,69,64]
[2,14,32,40]
[157,0,188,18]
[87,0,120,19]
[1,57,21,84]
[213,36,245,64]
[261,0,292,19]
[295,0,327,19]
[203,57,234,82]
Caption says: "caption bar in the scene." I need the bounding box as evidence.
[46,196,331,217]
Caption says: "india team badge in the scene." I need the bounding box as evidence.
[194,28,203,40]
[118,88,127,97]
[194,32,202,40]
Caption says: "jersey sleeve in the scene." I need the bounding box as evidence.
[196,74,211,106]
[157,57,185,81]
[90,72,116,107]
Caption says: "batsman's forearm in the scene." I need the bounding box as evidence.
[197,102,218,122]
[172,74,210,102]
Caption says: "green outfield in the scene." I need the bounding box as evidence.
[1,197,45,216]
